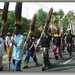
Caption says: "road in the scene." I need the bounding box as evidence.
[2,48,75,73]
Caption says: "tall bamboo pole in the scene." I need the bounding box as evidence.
[36,8,53,46]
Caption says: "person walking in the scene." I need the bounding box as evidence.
[23,31,38,69]
[65,29,74,57]
[0,30,5,71]
[52,28,63,60]
[38,27,51,71]
[5,32,11,53]
[9,24,24,71]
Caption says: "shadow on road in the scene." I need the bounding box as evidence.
[27,64,42,68]
[48,63,75,71]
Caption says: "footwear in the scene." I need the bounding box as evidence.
[34,63,38,66]
[23,66,28,69]
[0,66,3,71]
[55,56,58,60]
[19,69,22,71]
[60,55,63,58]
[41,67,45,71]
[69,54,72,58]
[49,62,51,65]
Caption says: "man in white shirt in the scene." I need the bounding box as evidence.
[9,24,24,71]
[5,32,11,53]
[0,31,5,71]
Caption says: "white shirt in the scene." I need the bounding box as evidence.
[10,36,13,47]
[0,37,5,56]
[5,36,11,46]
[12,34,24,60]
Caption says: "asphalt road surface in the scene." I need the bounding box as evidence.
[2,48,75,73]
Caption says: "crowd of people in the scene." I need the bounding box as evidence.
[0,23,75,71]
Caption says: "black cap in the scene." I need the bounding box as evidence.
[14,24,22,29]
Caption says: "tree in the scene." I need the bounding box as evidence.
[57,9,64,18]
[7,11,15,33]
[57,9,65,30]
[62,11,75,31]
[6,11,30,37]
[21,17,30,37]
[50,9,65,29]
[36,8,47,29]
[62,16,69,31]
[0,13,2,28]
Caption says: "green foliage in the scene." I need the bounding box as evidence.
[57,9,64,18]
[62,16,69,31]
[36,8,47,29]
[62,11,75,32]
[21,17,30,37]
[7,11,30,37]
[54,9,75,32]
[0,13,2,28]
[0,8,75,36]
[53,16,59,28]
[7,11,15,33]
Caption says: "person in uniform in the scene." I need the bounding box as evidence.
[23,31,38,69]
[65,29,74,57]
[40,27,51,71]
[52,28,63,60]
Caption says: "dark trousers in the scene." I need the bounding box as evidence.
[67,46,72,56]
[12,59,21,71]
[42,48,51,67]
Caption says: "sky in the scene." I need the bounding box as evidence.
[0,2,75,19]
